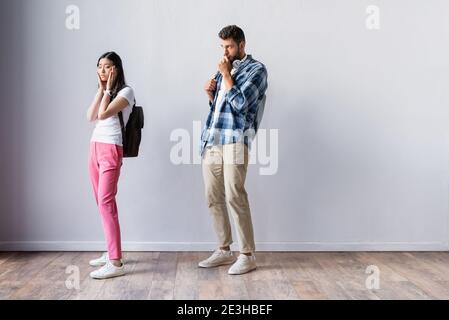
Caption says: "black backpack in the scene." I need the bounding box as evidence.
[118,100,144,158]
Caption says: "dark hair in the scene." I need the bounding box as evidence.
[97,51,126,97]
[218,25,245,44]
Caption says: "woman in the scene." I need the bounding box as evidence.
[86,52,134,279]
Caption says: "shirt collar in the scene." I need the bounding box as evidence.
[232,54,249,71]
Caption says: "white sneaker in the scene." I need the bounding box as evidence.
[228,254,257,275]
[198,249,237,268]
[89,253,124,267]
[90,261,126,279]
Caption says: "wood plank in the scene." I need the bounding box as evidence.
[291,280,327,300]
[407,252,449,281]
[69,252,107,300]
[174,252,198,300]
[315,252,379,300]
[0,252,61,299]
[276,252,314,282]
[277,252,326,299]
[96,252,140,300]
[198,280,225,300]
[217,260,250,300]
[354,252,408,283]
[0,252,15,269]
[148,252,178,300]
[238,253,279,300]
[11,252,85,300]
[367,252,444,299]
[244,280,274,300]
[195,251,251,300]
[263,253,299,300]
[120,252,159,300]
[295,253,351,300]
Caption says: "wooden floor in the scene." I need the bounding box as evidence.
[1,251,449,300]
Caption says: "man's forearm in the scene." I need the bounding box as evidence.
[222,73,234,91]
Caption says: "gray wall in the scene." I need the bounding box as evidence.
[1,0,449,251]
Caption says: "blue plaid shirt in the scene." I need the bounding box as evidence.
[200,54,268,156]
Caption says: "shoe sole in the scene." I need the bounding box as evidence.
[228,266,257,275]
[90,272,126,280]
[198,259,237,268]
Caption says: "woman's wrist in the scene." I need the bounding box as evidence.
[104,89,113,97]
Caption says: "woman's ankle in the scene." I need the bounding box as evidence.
[110,259,122,267]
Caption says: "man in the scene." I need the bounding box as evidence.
[199,25,268,275]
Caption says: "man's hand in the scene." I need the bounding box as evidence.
[219,56,234,91]
[204,78,217,103]
[218,56,232,76]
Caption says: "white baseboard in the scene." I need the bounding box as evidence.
[0,241,447,252]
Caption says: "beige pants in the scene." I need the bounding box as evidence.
[202,143,255,254]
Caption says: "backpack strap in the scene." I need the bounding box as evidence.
[117,86,136,140]
[118,94,136,128]
[118,111,126,147]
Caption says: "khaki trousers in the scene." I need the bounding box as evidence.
[202,143,255,254]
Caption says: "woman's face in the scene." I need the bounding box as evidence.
[97,58,114,82]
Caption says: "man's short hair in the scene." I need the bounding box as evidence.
[218,25,246,44]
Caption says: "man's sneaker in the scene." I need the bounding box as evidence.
[89,252,123,267]
[198,249,237,268]
[90,261,126,279]
[228,254,257,275]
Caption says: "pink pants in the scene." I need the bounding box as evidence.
[88,142,123,260]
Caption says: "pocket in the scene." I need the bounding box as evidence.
[115,145,124,166]
[115,144,123,156]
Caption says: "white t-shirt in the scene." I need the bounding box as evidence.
[91,86,135,146]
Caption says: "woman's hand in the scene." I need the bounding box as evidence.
[106,66,116,91]
[97,72,106,92]
[88,75,105,122]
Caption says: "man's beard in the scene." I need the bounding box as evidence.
[228,47,243,63]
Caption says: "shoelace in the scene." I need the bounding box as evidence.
[211,250,223,258]
[209,250,227,260]
[237,255,255,262]
[101,262,113,272]
[102,261,122,273]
